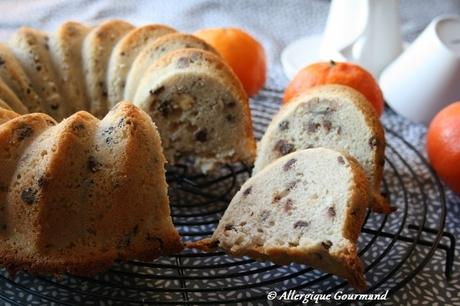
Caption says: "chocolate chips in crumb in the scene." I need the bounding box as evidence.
[21,188,38,205]
[15,125,33,141]
[87,156,102,173]
[337,156,345,165]
[283,158,297,171]
[328,206,336,218]
[243,186,252,197]
[322,240,333,249]
[279,120,289,131]
[369,136,378,149]
[274,140,295,156]
[293,220,309,229]
[194,129,208,142]
[149,86,165,96]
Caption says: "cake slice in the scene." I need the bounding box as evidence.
[107,24,176,107]
[0,79,27,114]
[133,48,256,172]
[190,148,368,291]
[254,85,394,214]
[49,21,91,116]
[0,43,43,113]
[82,19,134,118]
[9,27,64,119]
[124,33,218,101]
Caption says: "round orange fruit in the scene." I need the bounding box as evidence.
[284,61,384,116]
[427,102,460,195]
[194,27,267,97]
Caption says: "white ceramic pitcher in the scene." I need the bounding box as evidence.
[319,0,403,76]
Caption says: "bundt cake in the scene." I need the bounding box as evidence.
[0,19,258,274]
[253,85,394,214]
[190,148,369,291]
[0,102,182,275]
[133,48,256,171]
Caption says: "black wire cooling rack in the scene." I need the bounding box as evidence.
[0,88,456,305]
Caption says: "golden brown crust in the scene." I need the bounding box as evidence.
[0,106,19,124]
[83,19,134,117]
[9,27,64,119]
[0,43,43,113]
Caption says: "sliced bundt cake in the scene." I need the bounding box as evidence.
[190,148,369,291]
[254,85,394,214]
[0,79,27,114]
[133,48,256,171]
[0,43,42,113]
[82,20,134,118]
[124,33,219,101]
[49,21,91,116]
[9,27,64,119]
[0,102,182,275]
[107,24,176,107]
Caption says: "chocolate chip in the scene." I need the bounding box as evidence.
[194,129,208,142]
[118,118,125,128]
[323,120,332,133]
[274,140,295,156]
[243,186,252,196]
[21,188,37,205]
[336,126,342,135]
[102,126,114,135]
[293,220,309,229]
[369,136,378,149]
[225,101,236,108]
[337,156,345,165]
[37,175,47,188]
[224,224,234,231]
[15,125,33,141]
[36,65,42,72]
[176,57,191,68]
[105,137,113,144]
[87,156,102,173]
[72,123,85,131]
[226,114,236,122]
[307,121,320,133]
[283,158,297,171]
[279,120,289,131]
[286,180,297,191]
[0,57,5,66]
[284,198,294,213]
[120,52,126,56]
[149,86,165,96]
[260,210,270,222]
[322,240,333,249]
[50,103,59,110]
[158,100,171,117]
[272,194,282,203]
[328,206,336,218]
